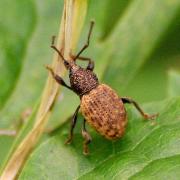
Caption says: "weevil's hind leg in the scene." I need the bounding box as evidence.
[65,105,80,144]
[82,119,92,155]
[46,65,72,90]
[121,97,158,120]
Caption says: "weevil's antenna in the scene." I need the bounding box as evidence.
[74,21,95,61]
[51,36,66,61]
[51,36,70,69]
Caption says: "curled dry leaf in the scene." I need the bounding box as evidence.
[0,0,87,179]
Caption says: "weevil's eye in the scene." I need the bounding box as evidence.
[64,60,70,68]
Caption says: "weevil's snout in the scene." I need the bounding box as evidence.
[69,63,79,73]
[63,59,75,69]
[64,60,71,69]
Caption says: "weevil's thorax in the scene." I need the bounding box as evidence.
[69,65,99,96]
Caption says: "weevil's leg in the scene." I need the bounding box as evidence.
[50,36,71,69]
[75,56,94,71]
[65,105,80,144]
[51,36,65,61]
[46,65,72,90]
[71,55,94,71]
[74,21,94,61]
[82,119,92,155]
[121,97,158,120]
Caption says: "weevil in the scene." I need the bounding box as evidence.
[46,21,157,155]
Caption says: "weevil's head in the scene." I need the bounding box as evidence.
[51,21,97,96]
[65,60,99,97]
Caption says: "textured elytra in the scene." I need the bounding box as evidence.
[81,84,127,140]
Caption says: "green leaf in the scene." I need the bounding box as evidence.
[0,0,64,171]
[168,70,180,97]
[0,0,116,170]
[130,155,180,180]
[0,136,14,167]
[0,0,36,167]
[1,0,180,179]
[0,0,36,109]
[0,0,64,129]
[19,98,180,179]
[124,12,180,103]
[0,0,128,130]
[103,0,180,96]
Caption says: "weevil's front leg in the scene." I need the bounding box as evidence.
[46,65,72,90]
[74,21,94,60]
[65,105,80,144]
[79,57,94,71]
[82,119,92,155]
[71,55,94,71]
[121,97,158,120]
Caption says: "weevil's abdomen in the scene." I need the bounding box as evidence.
[80,84,127,140]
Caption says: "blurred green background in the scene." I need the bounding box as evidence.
[0,0,180,179]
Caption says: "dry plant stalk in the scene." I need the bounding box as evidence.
[0,0,87,179]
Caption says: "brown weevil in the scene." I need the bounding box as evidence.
[46,21,157,155]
